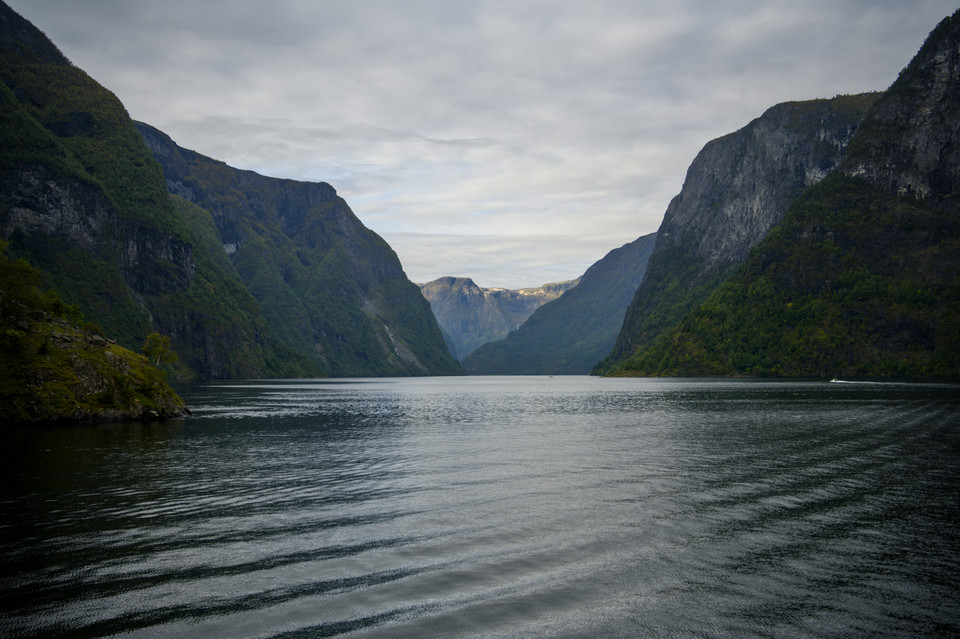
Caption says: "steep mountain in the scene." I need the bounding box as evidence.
[608,10,960,378]
[840,11,960,212]
[0,2,461,379]
[419,276,578,360]
[136,123,462,377]
[0,2,291,378]
[594,93,879,374]
[463,232,656,374]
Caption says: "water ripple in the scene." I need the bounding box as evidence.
[2,378,958,638]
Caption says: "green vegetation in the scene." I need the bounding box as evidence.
[464,234,656,374]
[142,332,177,368]
[0,5,464,380]
[1,13,188,357]
[0,50,184,235]
[154,196,319,379]
[0,79,90,183]
[613,175,960,377]
[6,231,154,347]
[592,246,732,375]
[604,12,960,379]
[0,241,187,423]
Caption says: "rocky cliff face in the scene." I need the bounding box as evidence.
[463,232,656,375]
[0,161,282,380]
[660,97,875,267]
[841,10,960,213]
[137,123,462,377]
[1,164,197,297]
[420,276,578,360]
[597,94,878,372]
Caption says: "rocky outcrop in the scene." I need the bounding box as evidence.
[13,317,190,423]
[0,164,196,297]
[597,94,878,373]
[420,276,578,360]
[463,232,656,375]
[1,241,189,424]
[1,314,189,424]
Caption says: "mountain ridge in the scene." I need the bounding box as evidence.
[419,275,578,360]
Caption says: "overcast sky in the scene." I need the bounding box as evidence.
[8,1,957,288]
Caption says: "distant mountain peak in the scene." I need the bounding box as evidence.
[463,233,657,375]
[420,276,579,360]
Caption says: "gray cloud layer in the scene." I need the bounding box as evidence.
[9,1,956,286]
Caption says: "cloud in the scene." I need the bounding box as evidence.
[384,231,623,289]
[7,0,957,287]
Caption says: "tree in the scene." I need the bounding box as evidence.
[141,333,178,368]
[0,240,42,325]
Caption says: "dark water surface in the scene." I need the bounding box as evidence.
[2,376,959,638]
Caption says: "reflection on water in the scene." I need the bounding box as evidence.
[1,377,959,638]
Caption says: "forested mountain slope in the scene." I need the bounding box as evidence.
[594,94,878,374]
[136,123,461,377]
[464,233,656,374]
[594,93,880,374]
[0,1,294,378]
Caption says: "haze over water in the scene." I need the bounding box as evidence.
[2,376,959,637]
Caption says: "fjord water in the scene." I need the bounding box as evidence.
[2,377,959,638]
